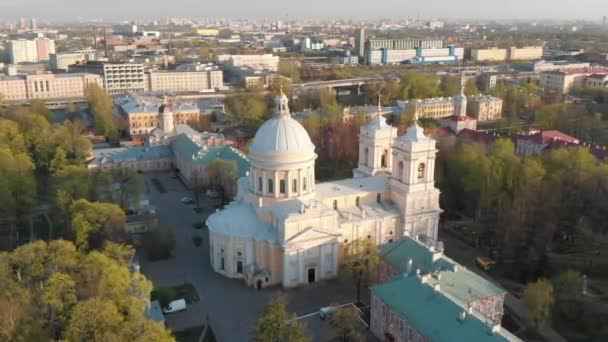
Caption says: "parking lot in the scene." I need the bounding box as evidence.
[139,172,369,341]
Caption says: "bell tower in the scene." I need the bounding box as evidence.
[389,117,442,240]
[353,95,398,178]
[158,96,175,134]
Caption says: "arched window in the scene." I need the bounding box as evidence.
[258,177,263,192]
[303,177,307,191]
[280,180,286,194]
[381,149,388,168]
[418,163,425,180]
[398,161,404,180]
[364,148,370,166]
[292,179,297,192]
[356,196,360,207]
[333,200,338,210]
[377,193,382,203]
[268,179,274,193]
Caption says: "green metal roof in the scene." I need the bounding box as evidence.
[172,134,250,177]
[379,238,505,306]
[371,277,520,342]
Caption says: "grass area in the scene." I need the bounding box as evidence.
[151,283,200,306]
[151,178,167,193]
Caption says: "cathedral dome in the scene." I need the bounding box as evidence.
[249,91,316,163]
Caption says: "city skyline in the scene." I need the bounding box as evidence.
[1,0,607,21]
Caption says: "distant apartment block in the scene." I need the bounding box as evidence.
[470,46,543,62]
[395,95,502,122]
[367,38,443,50]
[116,94,202,136]
[471,48,508,62]
[585,74,608,88]
[50,52,88,71]
[468,95,503,121]
[0,73,102,101]
[539,67,608,94]
[530,60,591,73]
[367,45,463,65]
[146,68,223,93]
[69,62,146,94]
[9,38,56,64]
[216,54,279,72]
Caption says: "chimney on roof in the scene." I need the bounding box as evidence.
[406,259,413,274]
[433,283,441,292]
[489,324,501,335]
[458,310,467,322]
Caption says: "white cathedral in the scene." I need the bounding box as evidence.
[207,90,443,289]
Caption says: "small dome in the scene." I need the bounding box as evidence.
[249,116,315,159]
[249,90,316,162]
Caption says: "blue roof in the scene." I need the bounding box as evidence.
[371,277,520,342]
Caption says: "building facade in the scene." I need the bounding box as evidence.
[69,62,146,94]
[146,69,223,93]
[540,67,608,94]
[117,94,202,136]
[470,46,543,62]
[467,95,503,121]
[0,73,102,101]
[206,91,442,289]
[216,54,279,72]
[50,52,87,71]
[9,39,37,64]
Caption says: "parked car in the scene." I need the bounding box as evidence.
[319,306,335,320]
[163,299,187,314]
[206,189,220,198]
[180,197,194,204]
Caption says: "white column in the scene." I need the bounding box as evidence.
[287,170,292,197]
[320,244,326,279]
[273,171,279,197]
[297,250,304,284]
[262,170,267,195]
[332,242,339,276]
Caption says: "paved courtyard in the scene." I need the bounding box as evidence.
[139,172,368,341]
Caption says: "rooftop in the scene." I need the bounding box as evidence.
[91,145,172,166]
[315,174,389,201]
[372,276,520,342]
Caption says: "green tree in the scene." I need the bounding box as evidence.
[64,298,124,342]
[523,278,555,327]
[70,199,127,250]
[224,91,269,126]
[341,239,380,305]
[253,295,310,342]
[207,159,238,204]
[42,272,77,336]
[329,306,364,342]
[86,84,118,140]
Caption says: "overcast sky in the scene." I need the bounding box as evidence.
[0,0,607,21]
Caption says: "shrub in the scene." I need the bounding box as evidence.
[143,228,176,261]
[192,236,203,247]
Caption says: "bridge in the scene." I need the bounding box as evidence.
[292,76,385,93]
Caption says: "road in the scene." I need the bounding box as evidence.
[139,172,362,342]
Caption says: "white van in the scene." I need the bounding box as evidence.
[163,299,187,314]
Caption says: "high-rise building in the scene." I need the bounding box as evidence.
[354,27,366,57]
[9,38,56,64]
[31,18,37,30]
[35,38,56,61]
[10,39,38,64]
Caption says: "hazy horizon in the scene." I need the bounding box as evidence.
[0,0,607,22]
